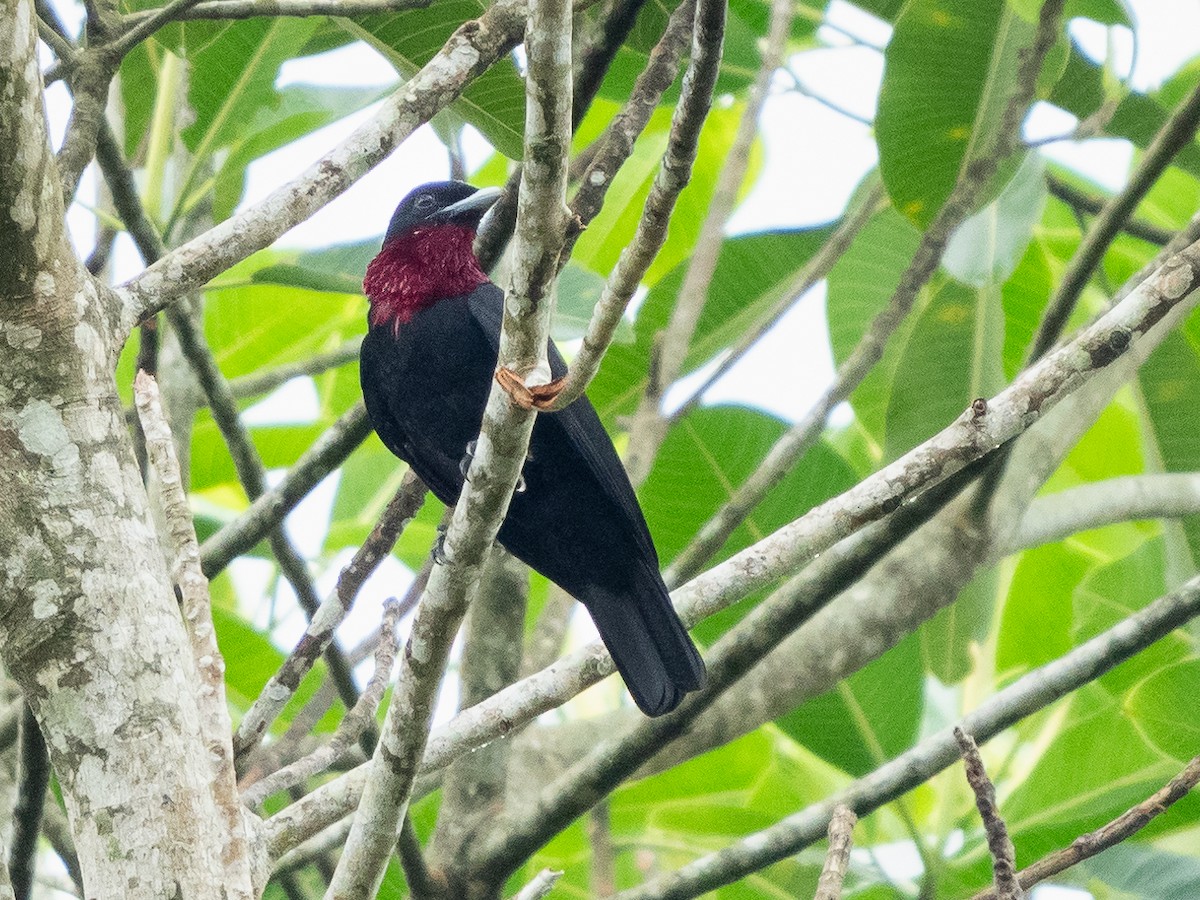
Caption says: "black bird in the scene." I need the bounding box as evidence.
[359,181,705,716]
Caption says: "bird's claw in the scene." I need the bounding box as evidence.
[495,367,567,411]
[459,439,477,480]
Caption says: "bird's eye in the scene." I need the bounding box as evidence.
[414,194,435,211]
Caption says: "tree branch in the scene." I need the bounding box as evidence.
[621,0,790,485]
[114,0,530,331]
[955,728,1023,900]
[326,0,574,889]
[135,372,256,896]
[1045,174,1173,246]
[1030,77,1200,361]
[8,707,48,900]
[546,0,724,411]
[242,598,402,807]
[616,571,1200,899]
[234,472,425,761]
[813,805,855,900]
[121,0,436,26]
[972,754,1200,899]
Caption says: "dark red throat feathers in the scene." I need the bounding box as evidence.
[363,224,488,330]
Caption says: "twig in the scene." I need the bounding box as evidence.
[134,372,255,895]
[566,0,697,232]
[198,402,373,577]
[813,805,856,900]
[264,231,1200,860]
[1030,77,1200,361]
[614,570,1200,900]
[955,728,1023,899]
[547,0,725,412]
[108,0,207,58]
[667,182,886,425]
[8,707,48,900]
[242,599,403,807]
[664,0,1067,584]
[622,0,791,486]
[397,814,443,899]
[121,0,436,25]
[114,0,530,330]
[514,868,563,900]
[972,755,1200,899]
[1045,174,1172,246]
[234,472,426,760]
[327,0,574,887]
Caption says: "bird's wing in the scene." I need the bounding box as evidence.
[467,288,660,564]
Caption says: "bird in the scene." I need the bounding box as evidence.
[359,180,705,716]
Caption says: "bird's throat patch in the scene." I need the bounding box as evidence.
[364,225,488,328]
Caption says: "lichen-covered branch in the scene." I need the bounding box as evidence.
[325,0,574,891]
[234,472,425,761]
[616,571,1200,900]
[955,728,1023,900]
[135,372,255,897]
[622,0,789,485]
[547,0,725,410]
[813,805,856,900]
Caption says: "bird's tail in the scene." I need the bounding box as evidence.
[585,568,705,717]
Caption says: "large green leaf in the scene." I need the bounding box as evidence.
[1074,845,1200,900]
[212,84,386,223]
[824,203,922,444]
[777,631,924,777]
[589,223,839,422]
[876,0,1035,227]
[883,276,1006,461]
[341,9,526,159]
[1126,659,1200,762]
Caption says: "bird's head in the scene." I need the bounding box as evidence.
[364,181,502,329]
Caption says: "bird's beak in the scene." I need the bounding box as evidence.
[436,186,503,225]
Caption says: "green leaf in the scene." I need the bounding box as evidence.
[1076,844,1200,900]
[341,9,526,159]
[824,203,922,443]
[919,566,997,684]
[1049,48,1200,182]
[777,631,924,776]
[213,84,386,223]
[997,543,1091,677]
[1126,659,1200,761]
[876,0,1034,226]
[883,276,1005,461]
[589,223,840,422]
[1138,330,1200,568]
[553,262,634,344]
[942,152,1047,287]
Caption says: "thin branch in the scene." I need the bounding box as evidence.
[663,0,1066,584]
[234,472,426,760]
[332,10,577,899]
[566,0,697,233]
[955,728,1023,900]
[1045,174,1173,246]
[1030,77,1200,361]
[514,868,564,900]
[668,182,886,424]
[265,234,1200,860]
[397,814,444,899]
[55,52,115,203]
[242,598,403,807]
[134,372,255,896]
[108,0,207,58]
[8,707,48,900]
[199,402,373,577]
[547,0,725,411]
[615,571,1200,900]
[813,805,856,900]
[226,338,362,400]
[972,755,1200,899]
[121,0,436,25]
[1013,473,1200,551]
[114,0,530,330]
[328,0,574,887]
[622,0,791,486]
